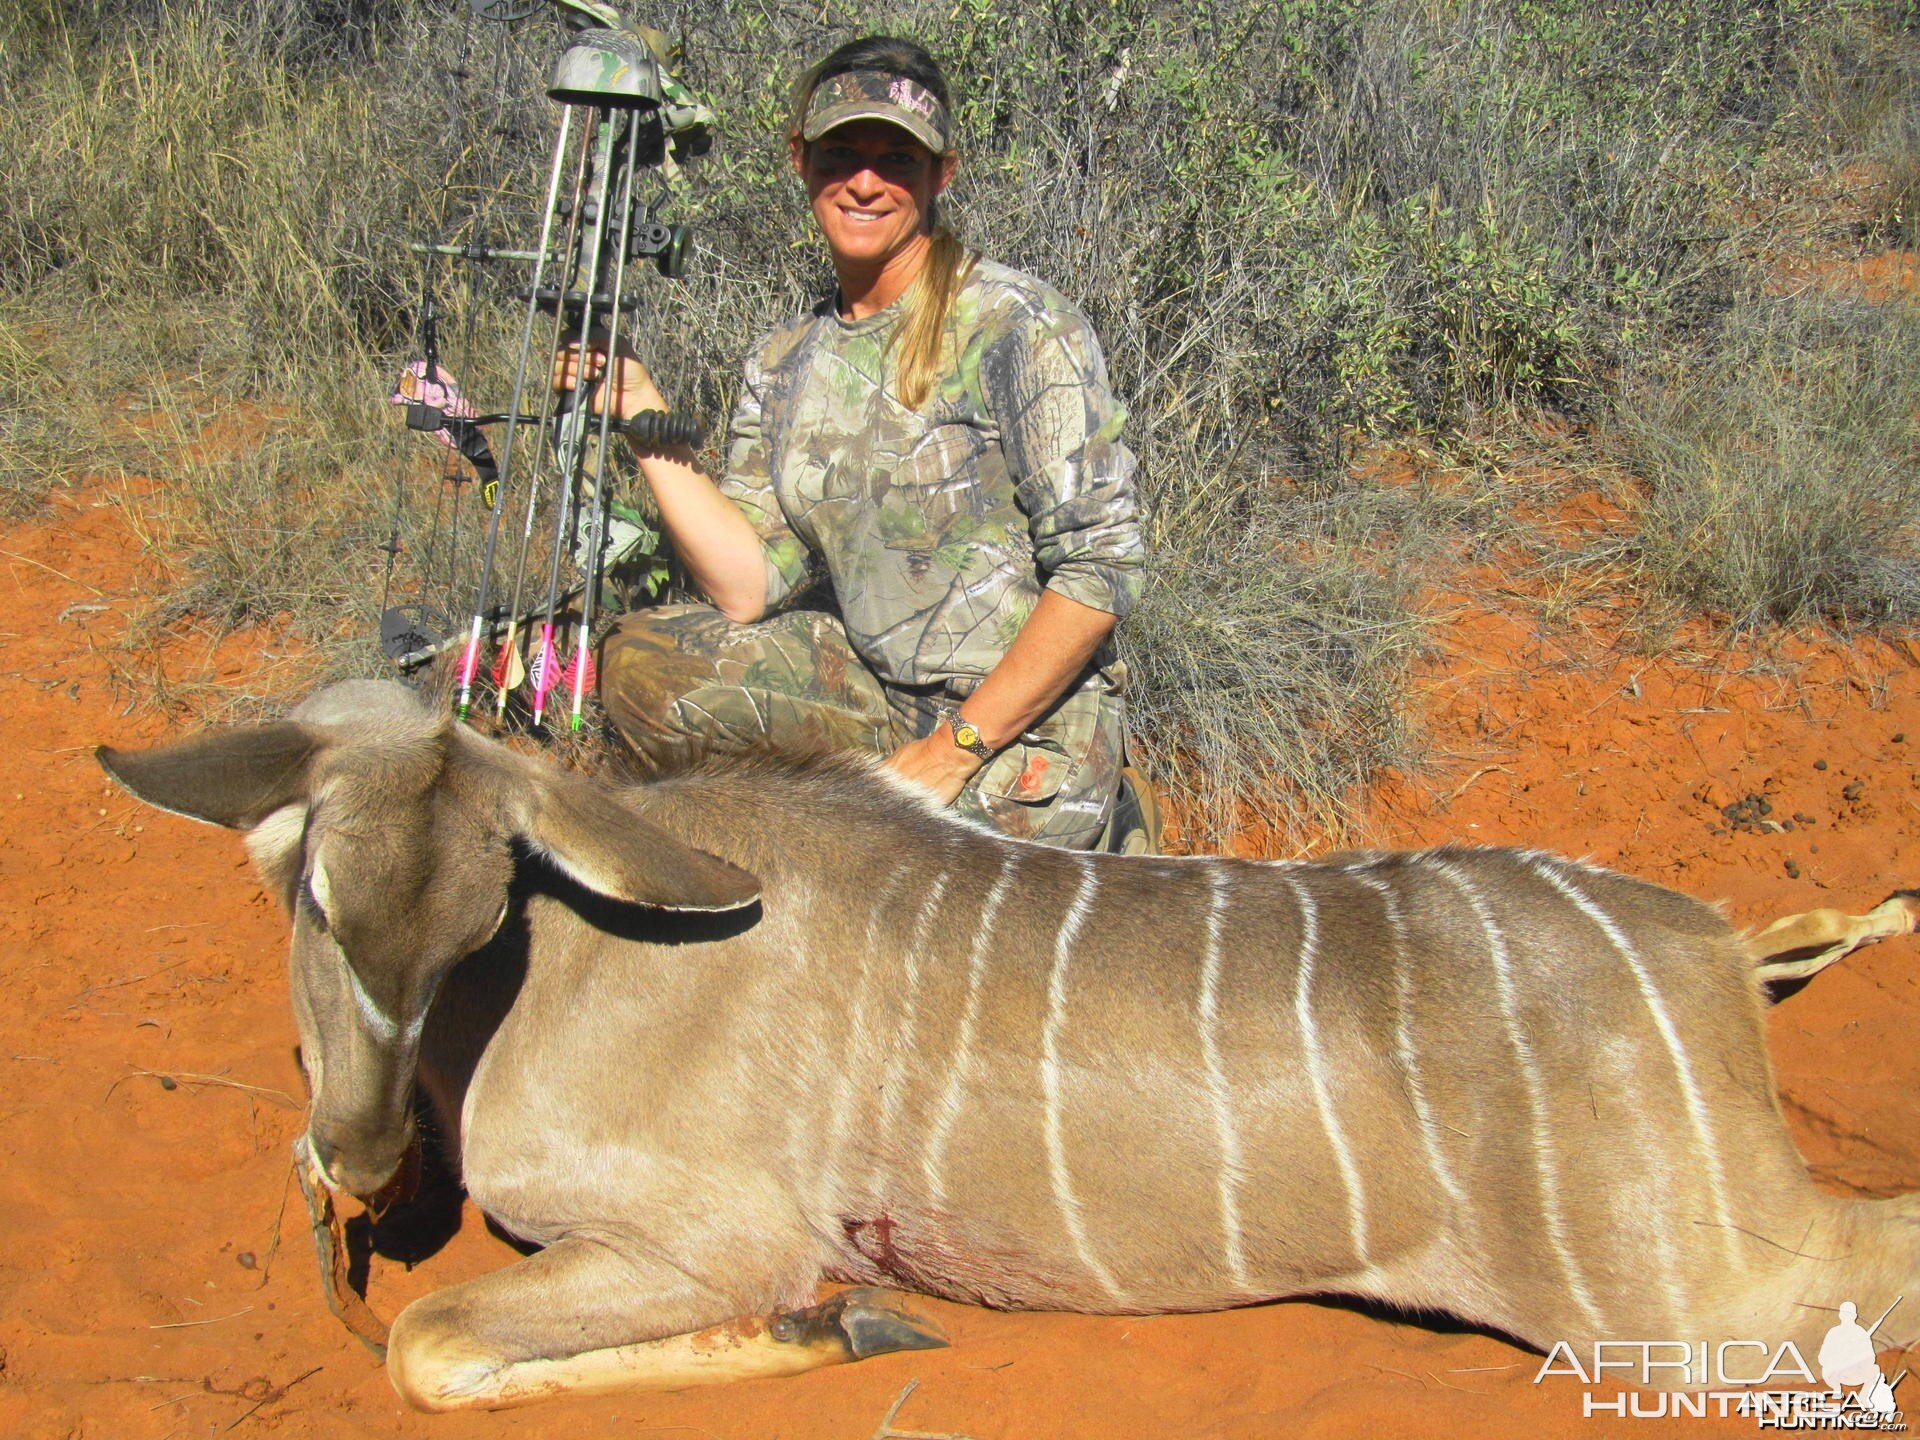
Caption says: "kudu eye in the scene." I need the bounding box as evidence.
[299,874,331,932]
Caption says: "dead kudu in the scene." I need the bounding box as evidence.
[97,680,1920,1410]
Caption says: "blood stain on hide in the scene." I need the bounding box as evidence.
[841,1214,913,1282]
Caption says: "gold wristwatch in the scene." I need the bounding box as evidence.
[939,706,995,760]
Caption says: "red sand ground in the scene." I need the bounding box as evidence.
[1,482,1916,1439]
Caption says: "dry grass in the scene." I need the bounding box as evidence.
[1123,481,1428,847]
[1869,108,1920,248]
[0,304,137,513]
[1617,292,1920,629]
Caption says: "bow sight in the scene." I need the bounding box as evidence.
[381,8,711,734]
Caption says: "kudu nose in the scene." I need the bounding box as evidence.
[308,1128,407,1203]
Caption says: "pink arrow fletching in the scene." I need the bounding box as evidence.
[530,628,561,699]
[564,646,597,698]
[457,633,483,690]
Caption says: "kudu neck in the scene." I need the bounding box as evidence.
[624,760,991,887]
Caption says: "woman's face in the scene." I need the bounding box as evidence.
[791,118,956,278]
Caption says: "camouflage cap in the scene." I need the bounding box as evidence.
[800,69,951,154]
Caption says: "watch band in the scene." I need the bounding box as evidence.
[938,706,996,760]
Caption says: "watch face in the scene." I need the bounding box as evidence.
[942,708,991,758]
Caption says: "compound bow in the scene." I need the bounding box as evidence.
[381,0,712,732]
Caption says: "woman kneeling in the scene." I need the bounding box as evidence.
[560,36,1147,852]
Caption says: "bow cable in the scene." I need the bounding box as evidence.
[531,106,620,728]
[453,105,579,719]
[568,120,646,730]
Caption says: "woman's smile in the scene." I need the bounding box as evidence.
[793,118,955,309]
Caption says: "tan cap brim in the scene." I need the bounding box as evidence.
[800,100,947,155]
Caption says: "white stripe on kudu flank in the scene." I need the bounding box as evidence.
[1042,857,1125,1302]
[1355,870,1469,1211]
[1198,862,1251,1289]
[1285,871,1371,1268]
[924,851,1019,1208]
[909,872,953,966]
[1426,857,1605,1333]
[817,863,914,1213]
[1529,858,1739,1268]
[867,869,952,1176]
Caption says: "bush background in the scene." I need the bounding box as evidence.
[3,0,1917,841]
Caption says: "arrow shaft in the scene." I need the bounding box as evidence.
[570,115,645,731]
[455,107,578,718]
[534,104,620,727]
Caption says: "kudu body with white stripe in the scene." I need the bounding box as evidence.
[98,680,1920,1410]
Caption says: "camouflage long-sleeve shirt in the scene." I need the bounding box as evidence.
[717,257,1145,692]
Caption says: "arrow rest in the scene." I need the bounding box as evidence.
[380,602,455,670]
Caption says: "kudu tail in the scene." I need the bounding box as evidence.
[1743,891,1920,992]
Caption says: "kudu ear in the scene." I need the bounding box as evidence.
[96,723,320,830]
[519,768,761,913]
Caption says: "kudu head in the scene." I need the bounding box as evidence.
[97,680,760,1199]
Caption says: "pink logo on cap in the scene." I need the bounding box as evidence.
[889,76,935,118]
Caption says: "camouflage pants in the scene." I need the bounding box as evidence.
[599,604,1125,849]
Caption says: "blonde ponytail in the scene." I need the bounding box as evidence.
[894,224,975,411]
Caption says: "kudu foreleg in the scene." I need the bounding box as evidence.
[385,1238,946,1412]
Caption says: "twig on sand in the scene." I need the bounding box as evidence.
[1436,764,1513,811]
[223,1364,322,1432]
[0,547,103,594]
[149,1306,254,1330]
[871,1379,977,1440]
[1370,1364,1429,1386]
[250,1159,300,1287]
[106,1067,301,1110]
[1370,1364,1480,1393]
[79,957,191,997]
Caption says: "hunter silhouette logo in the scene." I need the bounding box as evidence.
[1821,1303,1905,1420]
[1535,1296,1909,1428]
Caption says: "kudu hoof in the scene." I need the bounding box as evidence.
[770,1287,949,1363]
